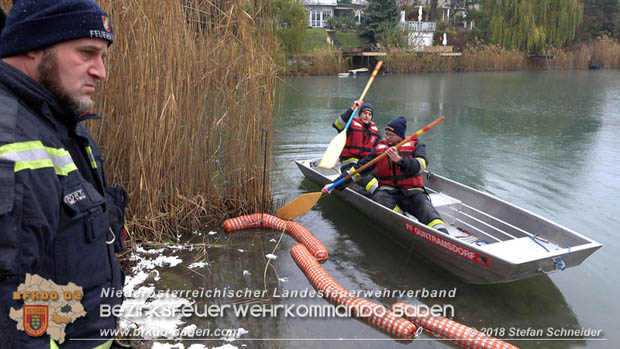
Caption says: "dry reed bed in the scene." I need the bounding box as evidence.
[552,36,620,69]
[0,0,282,241]
[384,46,527,73]
[91,0,279,241]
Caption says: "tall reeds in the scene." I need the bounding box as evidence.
[588,36,620,68]
[461,45,527,71]
[0,0,279,240]
[381,38,620,73]
[308,48,348,75]
[384,49,458,73]
[90,0,279,240]
[383,46,526,73]
[552,36,620,69]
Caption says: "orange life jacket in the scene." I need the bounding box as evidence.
[374,138,424,189]
[341,118,380,159]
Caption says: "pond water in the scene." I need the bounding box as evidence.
[268,70,619,348]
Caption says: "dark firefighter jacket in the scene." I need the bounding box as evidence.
[0,61,124,348]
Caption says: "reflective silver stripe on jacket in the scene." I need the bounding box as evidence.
[0,140,77,175]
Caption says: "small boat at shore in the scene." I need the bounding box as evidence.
[295,158,602,284]
[589,62,604,70]
[348,67,369,76]
[338,68,370,78]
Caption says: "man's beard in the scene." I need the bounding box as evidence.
[37,48,93,114]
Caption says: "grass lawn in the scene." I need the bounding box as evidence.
[299,28,365,53]
[334,31,365,51]
[303,28,330,52]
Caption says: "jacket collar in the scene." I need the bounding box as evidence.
[0,61,100,126]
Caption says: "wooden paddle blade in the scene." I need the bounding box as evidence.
[277,192,323,220]
[318,130,346,168]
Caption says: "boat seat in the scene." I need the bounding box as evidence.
[429,192,462,225]
[477,237,561,263]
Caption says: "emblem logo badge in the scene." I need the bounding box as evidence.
[102,15,111,32]
[24,305,48,337]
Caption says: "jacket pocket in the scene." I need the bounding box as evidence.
[55,181,111,290]
[0,160,14,214]
[0,160,19,279]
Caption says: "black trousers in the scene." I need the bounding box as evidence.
[372,188,443,225]
[340,162,375,197]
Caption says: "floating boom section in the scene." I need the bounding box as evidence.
[223,214,519,347]
[393,302,519,348]
[291,243,418,339]
[223,213,328,261]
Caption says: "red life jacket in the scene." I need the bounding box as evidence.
[374,138,424,189]
[341,118,380,159]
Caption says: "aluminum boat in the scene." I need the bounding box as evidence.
[296,158,602,284]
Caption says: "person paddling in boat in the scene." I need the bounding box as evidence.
[323,116,449,234]
[332,99,381,196]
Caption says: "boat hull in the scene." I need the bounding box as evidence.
[295,158,602,284]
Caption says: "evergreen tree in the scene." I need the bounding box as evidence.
[359,0,400,43]
[483,0,583,52]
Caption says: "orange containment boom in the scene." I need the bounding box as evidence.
[291,244,417,339]
[223,213,328,261]
[223,214,518,345]
[392,303,519,348]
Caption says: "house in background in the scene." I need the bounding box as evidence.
[398,10,436,50]
[303,0,368,28]
[302,1,477,30]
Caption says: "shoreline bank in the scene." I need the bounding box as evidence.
[284,38,620,76]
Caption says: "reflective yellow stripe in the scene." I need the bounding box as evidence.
[334,119,344,130]
[93,339,114,349]
[365,177,378,193]
[51,339,113,349]
[415,157,427,170]
[0,141,77,176]
[393,205,401,213]
[340,157,359,166]
[85,146,98,169]
[428,219,445,228]
[346,166,361,182]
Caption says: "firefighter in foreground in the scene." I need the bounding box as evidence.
[0,1,127,347]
